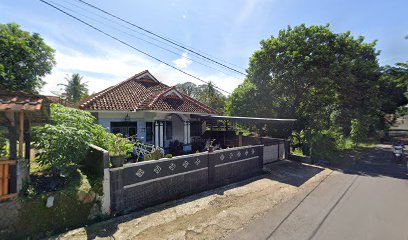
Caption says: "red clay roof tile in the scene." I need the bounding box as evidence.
[78,70,217,114]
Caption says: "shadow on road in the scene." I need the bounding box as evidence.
[264,161,325,187]
[331,145,407,180]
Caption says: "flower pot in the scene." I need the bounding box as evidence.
[110,156,125,168]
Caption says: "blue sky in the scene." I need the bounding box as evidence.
[1,0,407,95]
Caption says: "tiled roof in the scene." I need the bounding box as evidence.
[79,70,217,114]
[0,90,45,112]
[45,96,75,108]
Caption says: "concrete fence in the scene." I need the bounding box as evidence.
[108,145,264,214]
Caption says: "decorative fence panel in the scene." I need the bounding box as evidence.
[109,145,263,214]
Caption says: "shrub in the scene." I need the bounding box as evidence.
[143,149,164,161]
[350,118,369,143]
[32,104,115,172]
[310,131,337,161]
[164,154,173,158]
[108,134,133,157]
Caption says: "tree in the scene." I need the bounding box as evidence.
[195,82,226,113]
[175,82,198,98]
[176,81,226,113]
[379,62,408,114]
[227,24,383,137]
[0,23,55,93]
[59,73,89,103]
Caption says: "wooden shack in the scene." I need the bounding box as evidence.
[0,90,50,201]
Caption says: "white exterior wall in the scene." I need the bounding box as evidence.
[94,111,195,146]
[97,111,156,142]
[172,116,184,142]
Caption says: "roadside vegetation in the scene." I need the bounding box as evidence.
[225,24,408,163]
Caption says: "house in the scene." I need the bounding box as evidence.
[79,70,217,150]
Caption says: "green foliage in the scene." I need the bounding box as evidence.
[227,24,385,137]
[32,124,91,171]
[32,104,114,171]
[379,62,408,115]
[108,134,133,157]
[225,81,258,117]
[143,149,164,161]
[176,81,226,113]
[310,131,337,161]
[58,73,89,103]
[0,128,7,157]
[350,118,369,143]
[175,82,198,97]
[164,154,173,158]
[0,22,55,93]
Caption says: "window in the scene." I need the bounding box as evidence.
[165,121,172,140]
[146,122,153,143]
[110,121,137,137]
[190,121,202,136]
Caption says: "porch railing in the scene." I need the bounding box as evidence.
[0,160,17,201]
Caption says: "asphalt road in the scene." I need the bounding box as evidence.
[229,145,408,240]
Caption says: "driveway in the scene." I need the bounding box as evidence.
[229,145,408,240]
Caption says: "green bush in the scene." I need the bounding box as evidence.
[350,118,369,143]
[164,154,173,158]
[108,134,133,157]
[32,104,115,172]
[143,149,164,161]
[310,131,337,161]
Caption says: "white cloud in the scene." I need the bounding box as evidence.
[172,52,193,69]
[41,44,243,97]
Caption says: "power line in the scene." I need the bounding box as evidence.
[75,0,247,76]
[51,0,244,81]
[39,0,231,94]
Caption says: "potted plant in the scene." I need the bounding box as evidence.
[109,134,134,167]
[208,139,216,152]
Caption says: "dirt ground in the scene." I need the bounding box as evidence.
[54,160,334,240]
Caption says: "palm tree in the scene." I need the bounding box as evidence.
[58,73,88,103]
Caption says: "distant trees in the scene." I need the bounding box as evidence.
[0,23,55,93]
[226,24,407,142]
[58,73,89,103]
[176,82,198,98]
[379,62,408,115]
[176,81,226,113]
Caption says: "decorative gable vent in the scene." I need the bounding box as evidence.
[163,89,183,99]
[135,71,159,83]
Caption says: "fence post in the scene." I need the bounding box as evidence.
[207,151,215,186]
[258,146,264,170]
[101,150,111,215]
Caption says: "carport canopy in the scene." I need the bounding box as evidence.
[191,114,296,125]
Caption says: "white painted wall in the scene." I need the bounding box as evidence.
[94,111,193,146]
[97,111,154,143]
[172,116,184,142]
